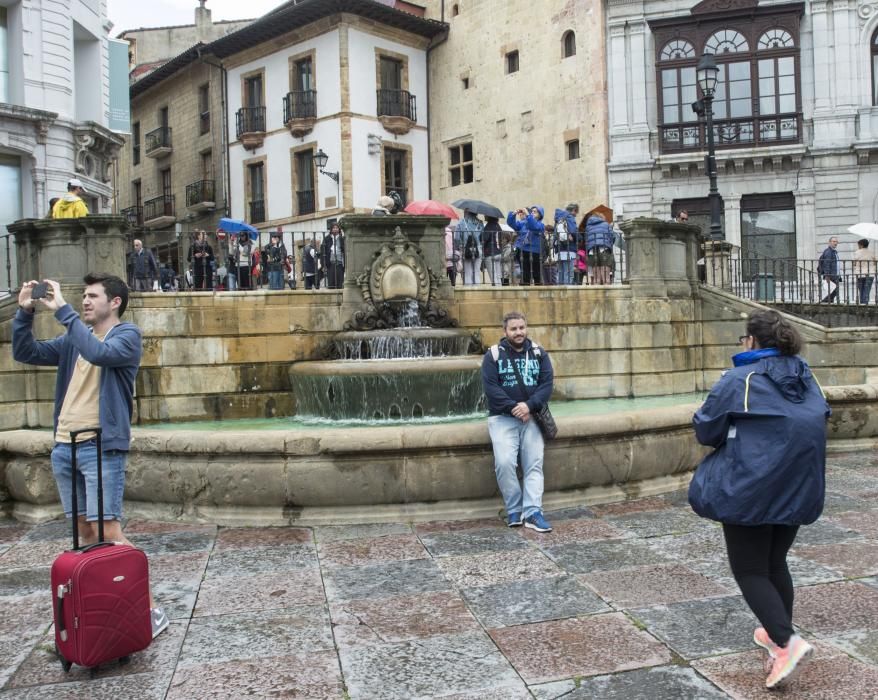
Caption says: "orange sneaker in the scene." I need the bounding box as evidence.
[765,635,814,689]
[754,627,779,673]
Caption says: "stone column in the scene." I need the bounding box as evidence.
[621,217,701,298]
[703,240,735,291]
[8,215,130,288]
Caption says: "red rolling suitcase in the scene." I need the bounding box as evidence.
[51,428,152,671]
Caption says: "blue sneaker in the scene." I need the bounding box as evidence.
[507,511,524,527]
[524,511,552,533]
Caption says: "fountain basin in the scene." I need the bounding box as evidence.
[290,357,484,420]
[4,382,877,525]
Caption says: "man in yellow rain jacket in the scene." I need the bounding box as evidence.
[51,179,90,218]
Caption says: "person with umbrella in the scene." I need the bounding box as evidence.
[854,238,877,304]
[482,216,504,286]
[456,210,484,285]
[507,206,545,286]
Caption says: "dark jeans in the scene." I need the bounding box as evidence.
[821,276,839,302]
[521,251,542,286]
[447,266,457,286]
[193,261,212,290]
[304,274,316,290]
[327,263,344,289]
[857,276,874,304]
[236,266,250,290]
[723,523,799,647]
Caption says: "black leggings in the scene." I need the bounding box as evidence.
[723,523,799,647]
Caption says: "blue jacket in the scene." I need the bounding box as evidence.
[817,246,839,279]
[585,215,614,251]
[455,214,484,257]
[481,338,554,416]
[553,208,580,255]
[12,306,142,451]
[507,209,544,254]
[688,353,830,526]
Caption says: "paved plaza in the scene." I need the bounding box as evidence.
[0,451,877,698]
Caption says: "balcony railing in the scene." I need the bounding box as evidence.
[297,190,315,216]
[283,90,317,122]
[143,195,175,225]
[249,199,265,224]
[145,126,172,157]
[186,180,216,210]
[660,112,802,153]
[376,89,416,121]
[121,205,143,227]
[236,106,266,138]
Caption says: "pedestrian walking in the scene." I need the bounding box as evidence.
[554,204,580,285]
[13,273,169,639]
[456,210,484,285]
[689,309,829,689]
[854,238,876,304]
[817,236,840,302]
[127,239,158,292]
[481,311,554,532]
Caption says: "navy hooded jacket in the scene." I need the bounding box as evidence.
[584,215,615,251]
[688,354,830,526]
[481,338,553,416]
[12,305,142,452]
[553,208,580,255]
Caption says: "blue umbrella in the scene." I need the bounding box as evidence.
[218,217,259,241]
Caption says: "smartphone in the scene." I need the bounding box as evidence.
[30,282,49,300]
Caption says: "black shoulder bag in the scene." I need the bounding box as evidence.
[508,348,558,441]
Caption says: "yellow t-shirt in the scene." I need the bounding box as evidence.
[55,331,107,443]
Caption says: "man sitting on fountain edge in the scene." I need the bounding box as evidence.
[481,311,554,532]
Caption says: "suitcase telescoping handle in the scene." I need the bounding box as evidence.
[69,427,104,550]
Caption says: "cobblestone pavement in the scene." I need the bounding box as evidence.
[1,451,877,698]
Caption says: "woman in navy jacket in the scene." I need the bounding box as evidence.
[689,309,829,690]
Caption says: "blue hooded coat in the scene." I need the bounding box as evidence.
[553,208,580,256]
[584,215,614,251]
[507,206,544,254]
[688,353,830,526]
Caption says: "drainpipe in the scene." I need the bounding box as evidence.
[199,48,230,219]
[425,29,449,200]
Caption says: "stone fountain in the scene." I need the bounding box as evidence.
[289,216,484,421]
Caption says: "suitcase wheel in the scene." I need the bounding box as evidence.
[55,644,72,673]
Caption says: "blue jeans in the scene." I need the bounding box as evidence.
[51,441,127,521]
[558,258,575,285]
[858,276,874,304]
[487,414,545,518]
[269,269,283,290]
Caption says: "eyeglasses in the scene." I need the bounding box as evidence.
[738,335,750,344]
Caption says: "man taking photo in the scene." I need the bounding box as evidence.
[12,273,168,638]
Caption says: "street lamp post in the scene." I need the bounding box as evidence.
[692,53,723,241]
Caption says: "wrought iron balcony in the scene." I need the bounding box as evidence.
[249,199,265,224]
[186,180,216,212]
[376,89,416,135]
[283,90,317,138]
[121,205,143,227]
[660,113,802,153]
[143,194,176,229]
[145,126,172,158]
[236,106,266,149]
[296,190,315,216]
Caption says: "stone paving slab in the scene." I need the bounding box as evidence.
[1,450,877,698]
[330,591,480,646]
[461,574,610,628]
[489,612,671,684]
[531,665,730,700]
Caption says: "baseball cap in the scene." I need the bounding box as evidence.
[68,178,87,192]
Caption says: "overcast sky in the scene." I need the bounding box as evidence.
[108,0,281,33]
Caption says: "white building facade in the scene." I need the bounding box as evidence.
[607,0,878,262]
[0,0,123,288]
[216,2,445,231]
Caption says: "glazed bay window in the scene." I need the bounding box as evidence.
[651,4,802,153]
[449,142,473,186]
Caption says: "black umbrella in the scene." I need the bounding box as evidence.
[451,198,504,220]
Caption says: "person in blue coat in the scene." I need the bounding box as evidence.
[507,206,544,286]
[553,204,580,285]
[689,309,829,689]
[584,212,615,285]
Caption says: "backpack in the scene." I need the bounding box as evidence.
[544,234,558,266]
[490,343,543,362]
[464,233,479,260]
[556,218,568,243]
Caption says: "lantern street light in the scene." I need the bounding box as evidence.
[314,148,339,183]
[691,53,724,241]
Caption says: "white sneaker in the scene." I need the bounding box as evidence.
[151,607,169,639]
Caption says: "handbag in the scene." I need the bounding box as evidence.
[508,348,558,440]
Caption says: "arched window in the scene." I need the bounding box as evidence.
[660,40,695,61]
[872,29,878,105]
[705,29,749,54]
[758,29,794,50]
[562,31,576,58]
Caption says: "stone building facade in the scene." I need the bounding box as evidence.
[420,0,609,217]
[606,0,878,262]
[0,0,123,289]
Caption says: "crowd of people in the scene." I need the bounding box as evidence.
[446,203,624,287]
